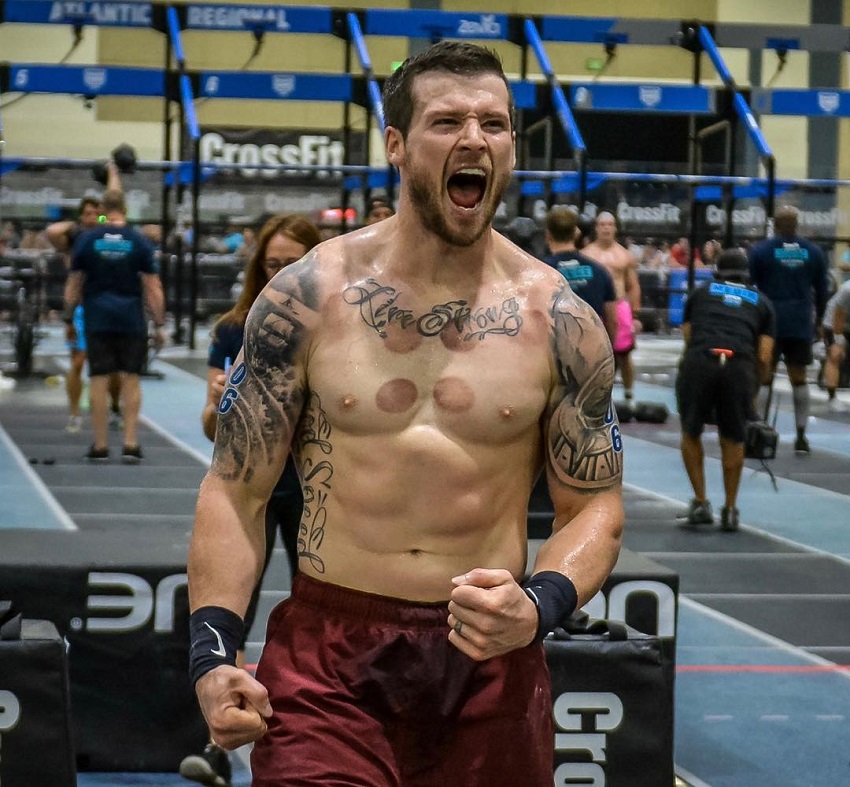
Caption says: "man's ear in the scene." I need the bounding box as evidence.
[510,129,517,171]
[385,126,405,168]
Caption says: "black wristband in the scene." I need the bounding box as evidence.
[189,606,244,686]
[62,305,76,324]
[522,571,579,643]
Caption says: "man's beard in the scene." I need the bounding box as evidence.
[407,164,510,248]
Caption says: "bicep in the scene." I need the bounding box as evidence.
[141,272,162,291]
[544,287,624,524]
[209,264,317,503]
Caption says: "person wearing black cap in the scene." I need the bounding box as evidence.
[676,249,776,530]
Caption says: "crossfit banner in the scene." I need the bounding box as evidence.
[545,622,675,787]
[198,127,366,184]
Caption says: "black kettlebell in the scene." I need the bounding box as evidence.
[91,160,109,185]
[112,143,137,174]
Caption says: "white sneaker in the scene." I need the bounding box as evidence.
[65,415,83,433]
[828,399,848,413]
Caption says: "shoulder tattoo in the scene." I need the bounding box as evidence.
[547,285,623,492]
[210,258,320,483]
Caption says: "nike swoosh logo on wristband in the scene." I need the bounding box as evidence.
[204,622,227,658]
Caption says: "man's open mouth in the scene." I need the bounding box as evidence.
[447,168,487,210]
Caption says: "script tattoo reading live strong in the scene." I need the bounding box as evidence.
[343,278,523,341]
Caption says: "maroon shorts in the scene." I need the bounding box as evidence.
[251,574,554,787]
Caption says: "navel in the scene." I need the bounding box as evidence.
[433,377,475,413]
[375,378,419,413]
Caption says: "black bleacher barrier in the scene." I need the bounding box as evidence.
[0,618,77,786]
[0,532,207,772]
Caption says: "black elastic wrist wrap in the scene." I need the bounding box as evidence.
[62,305,76,324]
[189,606,244,686]
[522,571,579,643]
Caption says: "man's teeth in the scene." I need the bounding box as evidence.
[456,168,486,176]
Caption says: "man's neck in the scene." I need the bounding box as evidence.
[105,213,126,227]
[548,241,577,254]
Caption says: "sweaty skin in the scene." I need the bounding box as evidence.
[189,70,624,752]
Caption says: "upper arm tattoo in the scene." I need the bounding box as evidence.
[210,257,320,486]
[547,285,623,493]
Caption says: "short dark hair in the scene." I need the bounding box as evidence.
[774,205,799,236]
[102,190,126,215]
[382,40,513,138]
[715,248,750,283]
[546,206,579,243]
[79,196,100,214]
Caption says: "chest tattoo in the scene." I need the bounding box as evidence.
[294,392,334,573]
[343,278,523,342]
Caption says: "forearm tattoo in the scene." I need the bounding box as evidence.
[210,262,317,484]
[343,278,522,341]
[294,392,333,573]
[547,285,623,492]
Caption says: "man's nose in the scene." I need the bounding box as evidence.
[458,119,486,149]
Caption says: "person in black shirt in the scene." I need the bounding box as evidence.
[542,206,618,347]
[748,206,829,454]
[676,249,776,530]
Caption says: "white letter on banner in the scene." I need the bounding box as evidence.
[86,572,153,633]
[607,580,676,637]
[554,762,605,786]
[554,692,623,732]
[0,691,21,733]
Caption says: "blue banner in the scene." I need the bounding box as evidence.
[540,16,620,44]
[365,9,508,40]
[571,83,715,114]
[184,4,331,33]
[761,89,850,117]
[9,64,164,96]
[4,1,153,27]
[520,173,608,196]
[199,72,352,102]
[344,170,400,191]
[694,183,791,202]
